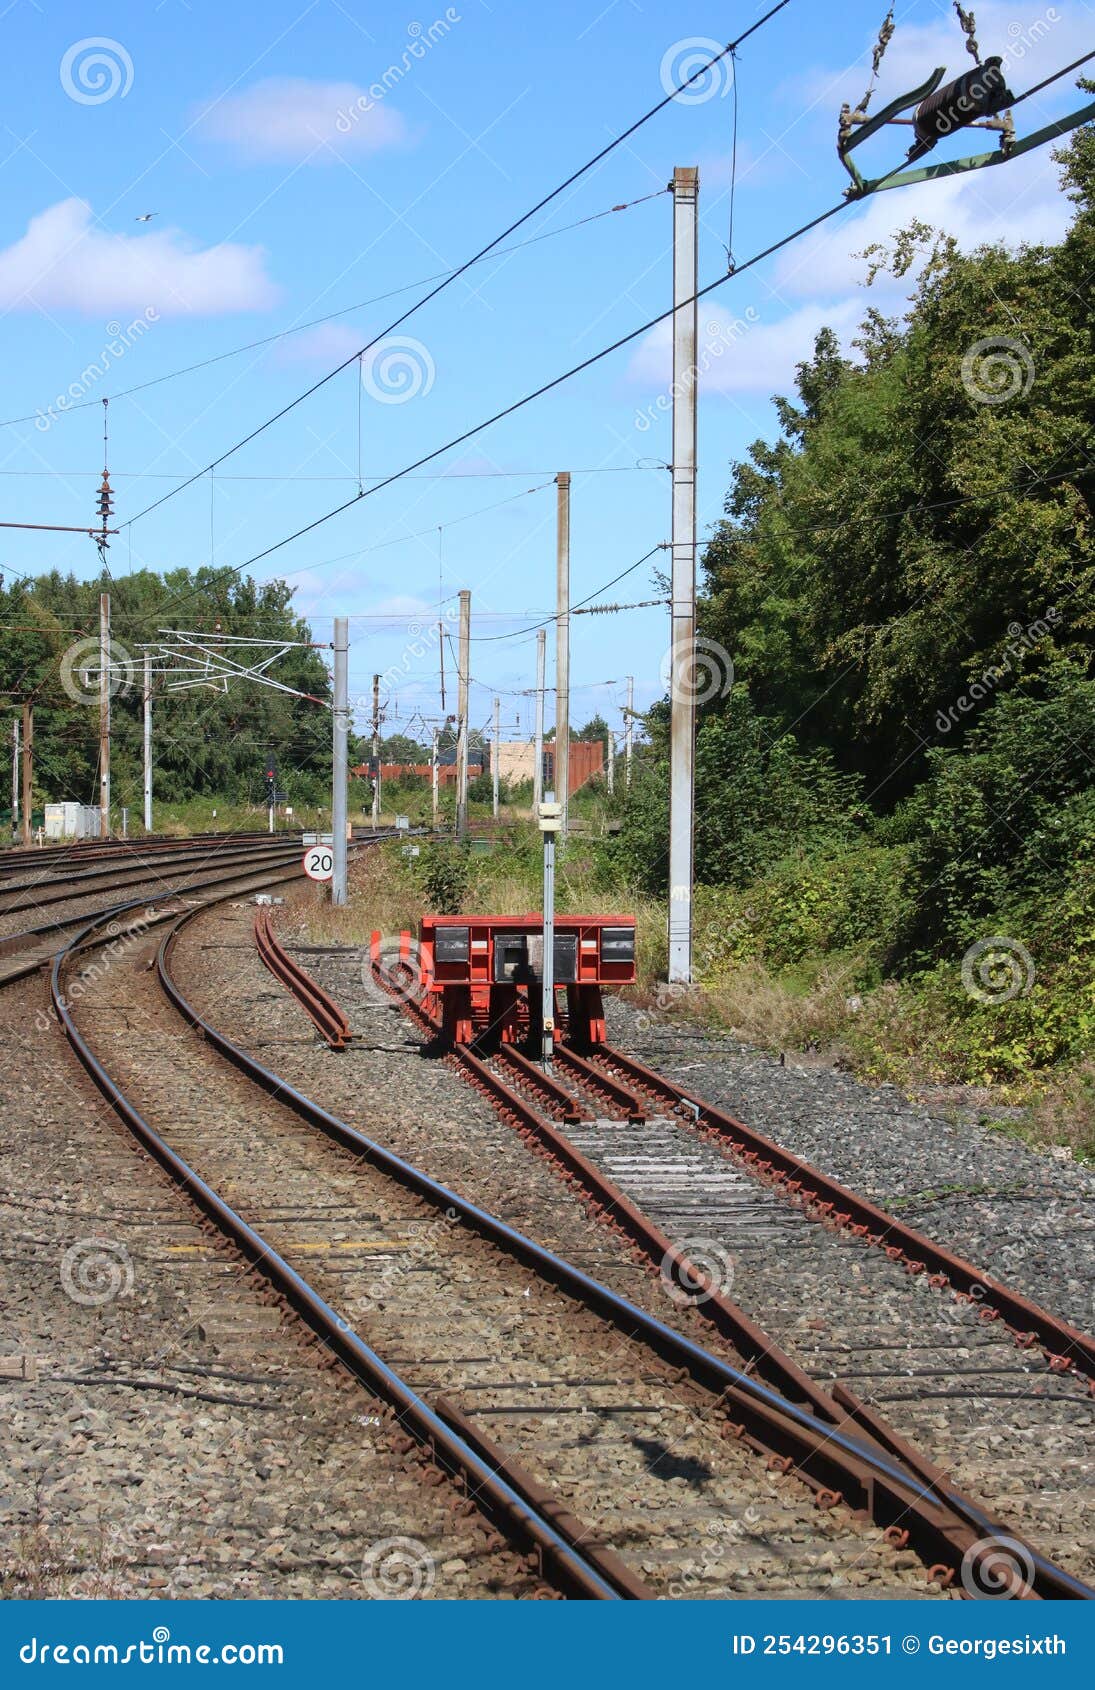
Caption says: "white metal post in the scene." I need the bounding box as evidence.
[431,725,439,830]
[142,652,153,832]
[668,166,698,985]
[99,591,110,838]
[533,626,546,814]
[539,791,561,1067]
[331,616,349,904]
[456,589,470,838]
[21,702,31,849]
[11,717,18,839]
[555,472,570,835]
[625,674,634,790]
[607,729,615,796]
[121,806,128,839]
[492,696,500,818]
[371,674,381,829]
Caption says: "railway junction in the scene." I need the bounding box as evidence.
[1,830,1092,1602]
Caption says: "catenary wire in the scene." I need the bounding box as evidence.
[120,1,793,531]
[0,192,669,433]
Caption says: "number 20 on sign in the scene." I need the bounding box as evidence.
[303,844,334,882]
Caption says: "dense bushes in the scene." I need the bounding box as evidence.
[603,126,1095,1103]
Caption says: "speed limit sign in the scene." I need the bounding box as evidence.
[302,844,334,882]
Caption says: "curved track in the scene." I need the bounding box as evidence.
[46,893,1050,1602]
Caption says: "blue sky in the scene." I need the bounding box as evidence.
[0,0,1089,748]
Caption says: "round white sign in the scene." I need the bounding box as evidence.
[302,844,334,882]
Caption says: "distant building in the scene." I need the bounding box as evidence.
[352,740,604,797]
[496,739,604,797]
[351,757,483,786]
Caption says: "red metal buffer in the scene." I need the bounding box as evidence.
[418,914,636,1047]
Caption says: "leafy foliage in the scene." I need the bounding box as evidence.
[603,691,861,896]
[605,127,1095,1094]
[0,566,349,812]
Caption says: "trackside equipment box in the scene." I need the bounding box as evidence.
[44,802,101,840]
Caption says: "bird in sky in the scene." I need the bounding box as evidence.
[134,212,157,222]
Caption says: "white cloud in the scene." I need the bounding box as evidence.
[0,199,277,316]
[197,76,408,162]
[275,321,365,364]
[628,299,869,399]
[369,594,440,619]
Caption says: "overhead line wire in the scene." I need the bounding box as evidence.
[120,0,793,531]
[0,191,670,434]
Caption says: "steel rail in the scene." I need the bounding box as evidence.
[178,920,1090,1596]
[0,846,305,961]
[0,851,325,994]
[594,1043,1095,1386]
[368,962,1093,1600]
[0,837,307,914]
[552,1042,645,1120]
[50,904,638,1601]
[254,906,352,1050]
[0,829,294,877]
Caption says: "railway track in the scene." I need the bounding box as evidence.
[0,836,306,917]
[0,979,544,1599]
[0,838,323,989]
[46,893,1050,1602]
[329,935,1095,1594]
[0,830,287,881]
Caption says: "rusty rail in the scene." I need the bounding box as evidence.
[254,906,352,1050]
[593,1043,1095,1388]
[51,900,630,1601]
[370,955,1092,1600]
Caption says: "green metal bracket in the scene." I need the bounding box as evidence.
[853,98,1095,196]
[839,67,946,193]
